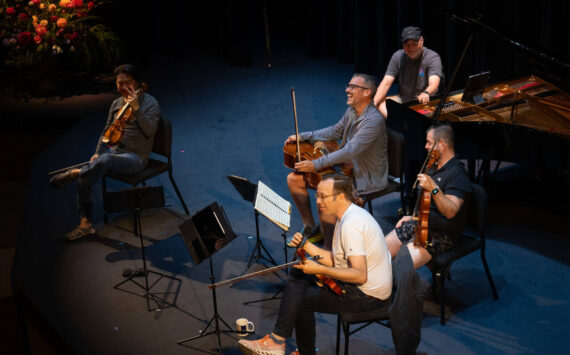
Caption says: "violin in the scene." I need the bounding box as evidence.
[296,248,345,296]
[412,148,440,248]
[283,88,353,190]
[101,83,147,145]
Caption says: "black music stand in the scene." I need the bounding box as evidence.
[227,176,291,305]
[177,202,239,354]
[108,186,182,311]
[227,175,279,272]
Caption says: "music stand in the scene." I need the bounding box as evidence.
[461,71,491,104]
[228,178,292,305]
[177,202,239,354]
[108,186,182,311]
[227,175,279,272]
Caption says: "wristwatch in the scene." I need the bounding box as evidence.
[431,187,439,195]
[423,90,430,96]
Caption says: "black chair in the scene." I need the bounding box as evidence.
[102,116,190,222]
[336,244,424,355]
[360,127,405,216]
[429,182,499,325]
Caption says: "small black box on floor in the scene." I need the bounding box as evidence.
[178,202,236,265]
[104,185,165,213]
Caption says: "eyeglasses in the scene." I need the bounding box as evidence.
[346,83,371,91]
[315,192,340,200]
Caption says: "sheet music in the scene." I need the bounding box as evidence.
[254,181,291,231]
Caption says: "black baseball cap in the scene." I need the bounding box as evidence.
[401,26,422,43]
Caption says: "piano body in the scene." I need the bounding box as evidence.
[387,75,570,208]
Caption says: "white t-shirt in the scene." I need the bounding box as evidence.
[332,204,392,300]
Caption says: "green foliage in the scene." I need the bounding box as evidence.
[0,0,124,69]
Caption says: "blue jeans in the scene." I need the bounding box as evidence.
[273,268,390,355]
[77,147,147,219]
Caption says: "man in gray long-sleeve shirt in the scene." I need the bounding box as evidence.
[50,64,160,241]
[286,73,388,247]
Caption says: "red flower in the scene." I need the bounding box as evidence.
[35,24,48,36]
[34,35,42,44]
[5,7,16,15]
[76,11,86,18]
[50,16,58,22]
[87,1,94,10]
[17,32,33,46]
[69,31,80,41]
[71,0,83,8]
[29,0,41,6]
[18,13,28,22]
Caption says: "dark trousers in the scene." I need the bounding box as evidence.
[77,147,146,219]
[273,269,390,355]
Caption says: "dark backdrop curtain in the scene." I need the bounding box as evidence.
[106,0,569,89]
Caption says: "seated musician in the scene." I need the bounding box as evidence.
[49,64,160,241]
[238,174,392,355]
[385,124,471,268]
[286,73,388,248]
[373,26,443,118]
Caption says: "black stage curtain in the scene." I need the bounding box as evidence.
[106,0,569,89]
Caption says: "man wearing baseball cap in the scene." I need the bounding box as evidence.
[373,26,443,118]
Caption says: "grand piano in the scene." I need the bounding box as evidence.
[387,76,570,209]
[387,15,570,210]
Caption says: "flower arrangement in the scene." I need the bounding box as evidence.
[0,0,122,68]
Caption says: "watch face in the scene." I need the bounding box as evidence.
[432,188,439,195]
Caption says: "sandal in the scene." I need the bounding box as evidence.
[65,225,95,241]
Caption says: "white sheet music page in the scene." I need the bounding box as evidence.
[254,181,291,231]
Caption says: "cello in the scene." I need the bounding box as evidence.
[411,146,440,248]
[283,88,353,190]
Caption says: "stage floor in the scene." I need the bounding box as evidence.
[11,50,570,354]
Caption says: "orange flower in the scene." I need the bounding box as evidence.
[40,19,48,26]
[56,17,67,28]
[35,24,48,36]
[48,4,57,12]
[59,0,72,7]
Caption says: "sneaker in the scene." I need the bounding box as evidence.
[65,225,95,241]
[238,334,285,355]
[306,225,322,244]
[49,169,78,189]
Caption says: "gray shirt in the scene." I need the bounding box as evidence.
[385,47,443,102]
[299,103,388,194]
[96,93,161,160]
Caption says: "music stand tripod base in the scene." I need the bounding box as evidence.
[108,186,182,311]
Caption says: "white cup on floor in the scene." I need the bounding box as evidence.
[236,318,254,336]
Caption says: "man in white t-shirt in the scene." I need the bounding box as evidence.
[238,174,392,355]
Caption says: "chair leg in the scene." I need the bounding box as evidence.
[168,169,190,215]
[336,315,341,355]
[440,272,447,325]
[102,176,108,224]
[481,249,499,300]
[344,322,350,355]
